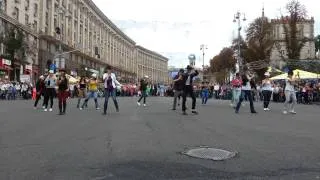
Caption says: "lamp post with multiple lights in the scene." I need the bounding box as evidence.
[233,11,246,73]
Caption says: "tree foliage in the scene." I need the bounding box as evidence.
[0,26,26,80]
[241,17,274,78]
[281,0,308,60]
[209,47,235,83]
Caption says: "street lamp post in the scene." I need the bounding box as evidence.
[233,11,246,73]
[200,44,208,80]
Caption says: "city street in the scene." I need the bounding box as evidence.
[1,97,320,180]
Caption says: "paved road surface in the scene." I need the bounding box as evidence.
[1,97,320,180]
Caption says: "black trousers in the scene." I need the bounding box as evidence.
[182,85,196,112]
[262,90,272,108]
[34,93,44,107]
[44,88,55,109]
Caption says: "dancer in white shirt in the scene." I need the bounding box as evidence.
[283,70,298,114]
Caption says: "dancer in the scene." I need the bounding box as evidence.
[103,65,120,115]
[201,81,209,105]
[283,70,298,114]
[172,69,184,110]
[57,69,69,115]
[181,65,199,115]
[261,72,273,111]
[76,77,87,109]
[81,74,99,110]
[137,76,149,107]
[34,75,46,109]
[230,73,242,107]
[43,70,56,112]
[235,70,257,114]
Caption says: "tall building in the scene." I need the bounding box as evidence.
[0,0,169,83]
[0,0,40,80]
[269,16,316,67]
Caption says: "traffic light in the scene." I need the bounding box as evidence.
[55,27,61,35]
[95,47,100,58]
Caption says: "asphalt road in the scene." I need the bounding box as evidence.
[0,97,320,180]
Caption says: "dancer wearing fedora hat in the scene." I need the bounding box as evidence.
[57,69,69,115]
[181,65,199,115]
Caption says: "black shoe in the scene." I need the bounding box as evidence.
[59,112,63,115]
[172,108,176,110]
[251,111,257,114]
[116,109,119,112]
[102,112,107,115]
[182,111,187,115]
[178,103,180,106]
[235,111,239,114]
[192,110,198,114]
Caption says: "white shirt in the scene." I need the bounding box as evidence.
[242,81,251,91]
[214,85,220,91]
[103,73,121,88]
[185,75,191,86]
[261,80,272,91]
[285,78,295,92]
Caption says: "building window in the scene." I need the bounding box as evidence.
[46,0,50,9]
[13,7,19,20]
[33,20,37,31]
[25,14,29,25]
[25,0,30,11]
[34,3,38,17]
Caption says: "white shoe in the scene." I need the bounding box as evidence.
[42,106,45,109]
[283,110,288,114]
[44,109,48,112]
[289,110,297,114]
[266,108,270,111]
[96,107,100,110]
[79,108,83,110]
[143,104,146,107]
[137,102,141,106]
[49,108,53,112]
[263,108,267,111]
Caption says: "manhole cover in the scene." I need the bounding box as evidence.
[183,147,237,161]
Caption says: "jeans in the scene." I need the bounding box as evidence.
[231,89,241,106]
[262,90,272,108]
[173,90,183,109]
[82,90,98,108]
[182,85,196,112]
[236,90,256,113]
[201,90,209,104]
[284,90,297,112]
[104,89,119,114]
[138,90,147,104]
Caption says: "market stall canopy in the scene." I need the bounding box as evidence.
[267,66,282,73]
[270,69,320,80]
[66,74,79,84]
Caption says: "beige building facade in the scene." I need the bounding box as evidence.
[0,0,168,83]
[270,17,316,68]
[0,0,40,79]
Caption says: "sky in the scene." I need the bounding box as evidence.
[92,0,319,68]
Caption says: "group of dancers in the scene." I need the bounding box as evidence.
[229,68,298,114]
[33,64,299,116]
[34,65,123,115]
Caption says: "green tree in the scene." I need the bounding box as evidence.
[0,27,25,80]
[243,17,274,79]
[282,0,308,61]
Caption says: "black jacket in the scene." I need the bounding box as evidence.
[173,74,184,91]
[182,70,199,86]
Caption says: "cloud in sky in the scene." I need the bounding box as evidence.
[92,0,320,68]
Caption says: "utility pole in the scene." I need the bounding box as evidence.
[200,44,207,80]
[233,11,246,73]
